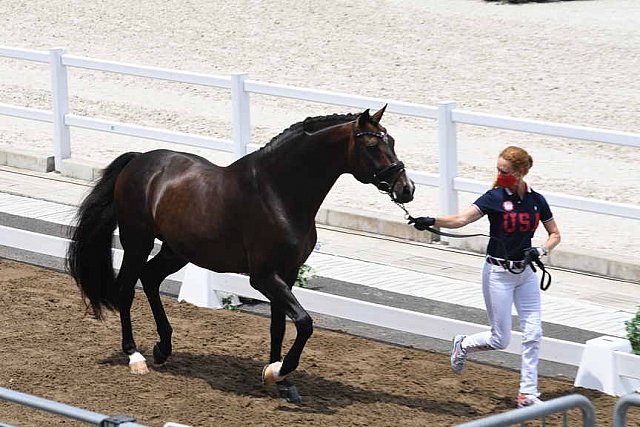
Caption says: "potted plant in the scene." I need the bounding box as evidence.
[624,307,640,355]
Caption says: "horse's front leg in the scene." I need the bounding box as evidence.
[269,306,301,402]
[255,274,313,403]
[270,306,286,363]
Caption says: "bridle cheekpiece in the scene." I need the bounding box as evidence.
[354,129,406,201]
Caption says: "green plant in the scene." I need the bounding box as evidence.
[295,264,316,288]
[625,307,640,355]
[221,295,239,311]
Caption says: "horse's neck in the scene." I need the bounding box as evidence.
[255,132,348,215]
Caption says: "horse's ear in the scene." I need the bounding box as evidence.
[371,104,387,124]
[358,109,371,128]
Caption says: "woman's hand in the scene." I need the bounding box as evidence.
[408,216,435,231]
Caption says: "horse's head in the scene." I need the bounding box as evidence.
[348,105,415,203]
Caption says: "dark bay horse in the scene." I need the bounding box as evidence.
[66,105,414,402]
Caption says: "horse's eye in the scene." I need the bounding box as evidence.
[365,139,379,148]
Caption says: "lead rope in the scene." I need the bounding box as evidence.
[393,201,551,289]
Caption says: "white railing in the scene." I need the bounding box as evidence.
[0,224,593,370]
[1,46,639,221]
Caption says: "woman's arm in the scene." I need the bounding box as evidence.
[541,219,561,254]
[435,205,483,229]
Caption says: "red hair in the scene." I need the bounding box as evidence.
[500,146,533,175]
[492,146,533,188]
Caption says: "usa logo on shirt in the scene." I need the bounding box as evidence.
[502,201,514,212]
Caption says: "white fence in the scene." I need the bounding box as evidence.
[0,224,598,367]
[1,46,639,220]
[0,46,640,368]
[2,46,640,396]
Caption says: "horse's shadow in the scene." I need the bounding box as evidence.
[100,351,480,416]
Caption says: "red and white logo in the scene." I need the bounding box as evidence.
[502,201,514,212]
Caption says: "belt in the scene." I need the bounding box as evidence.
[486,256,525,270]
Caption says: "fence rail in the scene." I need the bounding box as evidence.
[452,110,640,147]
[0,386,147,426]
[1,46,639,221]
[0,103,52,122]
[613,393,640,427]
[62,54,233,88]
[64,114,234,152]
[0,46,49,63]
[455,394,596,427]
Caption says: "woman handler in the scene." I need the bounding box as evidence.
[410,146,561,408]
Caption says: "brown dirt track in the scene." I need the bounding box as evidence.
[0,259,636,427]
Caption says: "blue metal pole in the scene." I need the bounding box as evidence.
[455,394,596,427]
[0,387,147,426]
[613,393,640,427]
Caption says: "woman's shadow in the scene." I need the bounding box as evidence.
[101,351,483,416]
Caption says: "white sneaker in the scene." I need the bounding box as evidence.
[450,335,467,374]
[517,394,543,408]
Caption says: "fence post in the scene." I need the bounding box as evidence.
[437,101,459,217]
[49,48,71,171]
[231,72,250,160]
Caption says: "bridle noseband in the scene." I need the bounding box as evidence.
[354,130,406,201]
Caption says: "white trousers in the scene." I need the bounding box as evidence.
[462,261,542,396]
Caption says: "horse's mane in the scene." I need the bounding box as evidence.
[261,113,359,152]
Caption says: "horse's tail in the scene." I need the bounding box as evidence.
[66,152,140,319]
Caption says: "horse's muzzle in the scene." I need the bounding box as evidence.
[373,162,415,203]
[391,178,415,204]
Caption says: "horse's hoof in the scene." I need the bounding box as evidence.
[153,343,169,365]
[128,352,149,374]
[130,361,149,374]
[278,383,302,403]
[262,361,284,386]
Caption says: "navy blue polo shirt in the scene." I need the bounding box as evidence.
[473,185,553,260]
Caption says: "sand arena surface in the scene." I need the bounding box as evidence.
[0,0,638,258]
[0,259,636,427]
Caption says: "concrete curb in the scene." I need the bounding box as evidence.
[1,151,638,283]
[0,148,54,173]
[60,158,105,181]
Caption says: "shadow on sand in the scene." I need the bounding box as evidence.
[100,350,482,417]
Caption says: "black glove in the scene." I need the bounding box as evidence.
[408,216,436,231]
[523,247,543,264]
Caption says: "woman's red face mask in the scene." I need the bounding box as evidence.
[496,174,518,188]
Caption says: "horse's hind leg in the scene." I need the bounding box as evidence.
[117,228,154,374]
[139,243,187,365]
